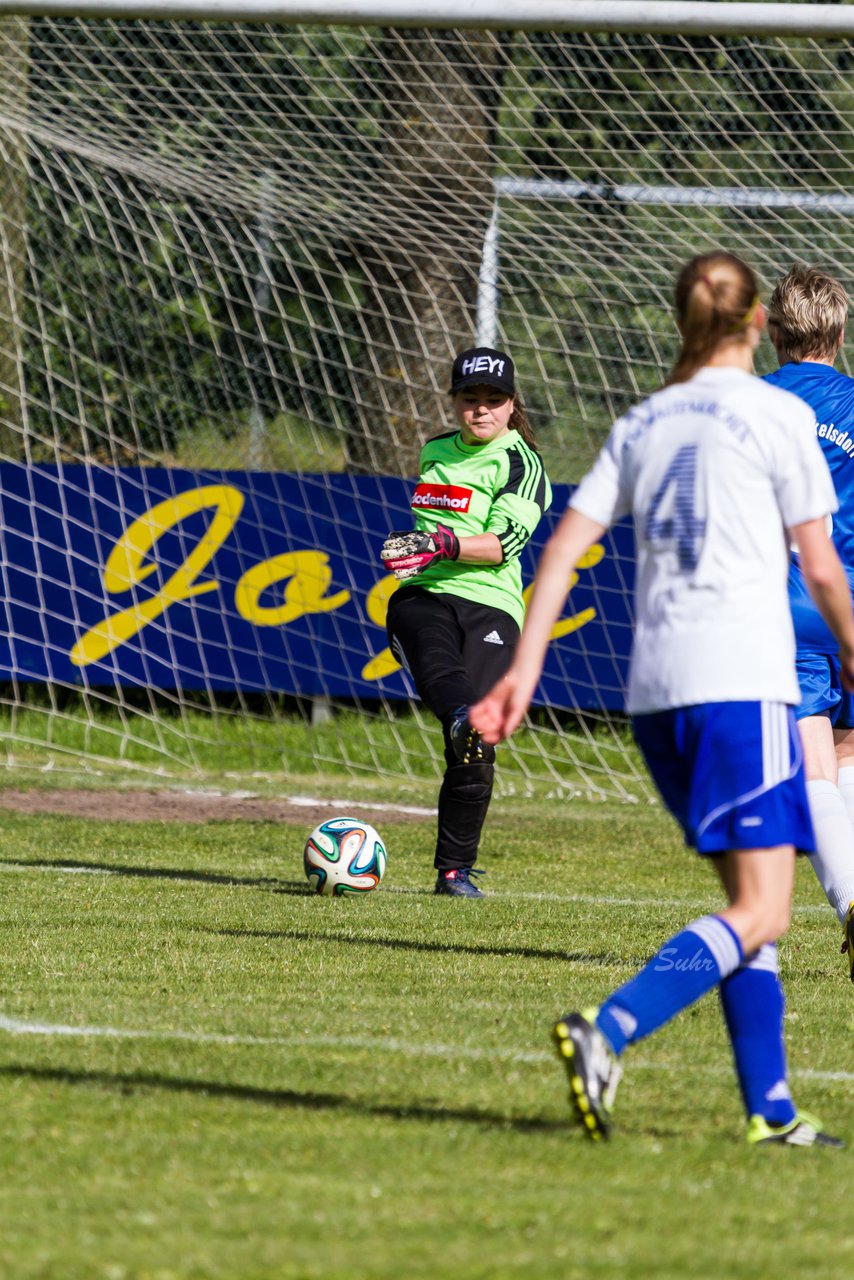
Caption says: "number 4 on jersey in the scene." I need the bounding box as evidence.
[644,444,707,571]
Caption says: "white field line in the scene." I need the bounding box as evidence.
[0,860,831,916]
[287,795,437,816]
[172,790,438,816]
[0,1014,548,1062]
[0,1012,850,1083]
[0,862,119,876]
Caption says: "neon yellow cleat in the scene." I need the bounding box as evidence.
[746,1110,844,1148]
[553,1007,622,1142]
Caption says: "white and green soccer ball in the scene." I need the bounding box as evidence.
[303,817,387,896]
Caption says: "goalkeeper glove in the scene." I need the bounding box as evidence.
[380,524,461,580]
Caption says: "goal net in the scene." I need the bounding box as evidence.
[0,6,850,801]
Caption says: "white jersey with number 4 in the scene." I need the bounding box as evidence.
[570,366,837,713]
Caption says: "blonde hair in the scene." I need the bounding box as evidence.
[666,251,761,386]
[767,263,848,363]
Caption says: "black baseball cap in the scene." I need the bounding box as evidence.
[449,347,515,397]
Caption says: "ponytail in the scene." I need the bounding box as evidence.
[509,392,539,450]
[666,251,760,386]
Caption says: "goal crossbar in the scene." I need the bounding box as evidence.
[0,1,853,38]
[495,178,854,215]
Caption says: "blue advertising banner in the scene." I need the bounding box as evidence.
[0,465,635,710]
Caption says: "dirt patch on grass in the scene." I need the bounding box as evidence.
[0,788,434,827]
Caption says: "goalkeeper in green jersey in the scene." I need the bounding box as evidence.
[381,347,552,897]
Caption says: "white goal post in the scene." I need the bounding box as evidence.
[0,1,850,802]
[0,2,853,38]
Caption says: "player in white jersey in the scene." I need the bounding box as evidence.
[472,250,854,1146]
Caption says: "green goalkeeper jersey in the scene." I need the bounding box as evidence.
[402,428,552,627]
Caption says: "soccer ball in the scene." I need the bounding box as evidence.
[303,817,387,896]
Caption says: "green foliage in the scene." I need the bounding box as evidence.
[490,32,854,473]
[167,410,347,472]
[18,24,854,475]
[23,175,363,462]
[494,31,854,187]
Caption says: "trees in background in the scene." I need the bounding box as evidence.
[6,22,852,476]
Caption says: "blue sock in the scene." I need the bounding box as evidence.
[720,944,796,1126]
[596,915,744,1055]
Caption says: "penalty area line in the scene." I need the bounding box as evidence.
[0,1013,547,1062]
[0,1013,851,1083]
[287,795,437,817]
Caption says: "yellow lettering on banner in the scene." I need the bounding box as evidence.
[235,551,349,625]
[521,543,604,640]
[576,544,605,571]
[70,484,244,667]
[361,575,401,681]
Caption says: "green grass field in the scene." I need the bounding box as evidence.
[0,789,851,1279]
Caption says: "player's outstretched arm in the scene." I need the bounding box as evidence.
[792,516,854,690]
[471,508,606,743]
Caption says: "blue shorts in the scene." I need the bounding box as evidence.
[632,701,815,855]
[795,652,854,728]
[789,559,854,726]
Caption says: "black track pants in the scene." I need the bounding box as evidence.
[386,586,519,871]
